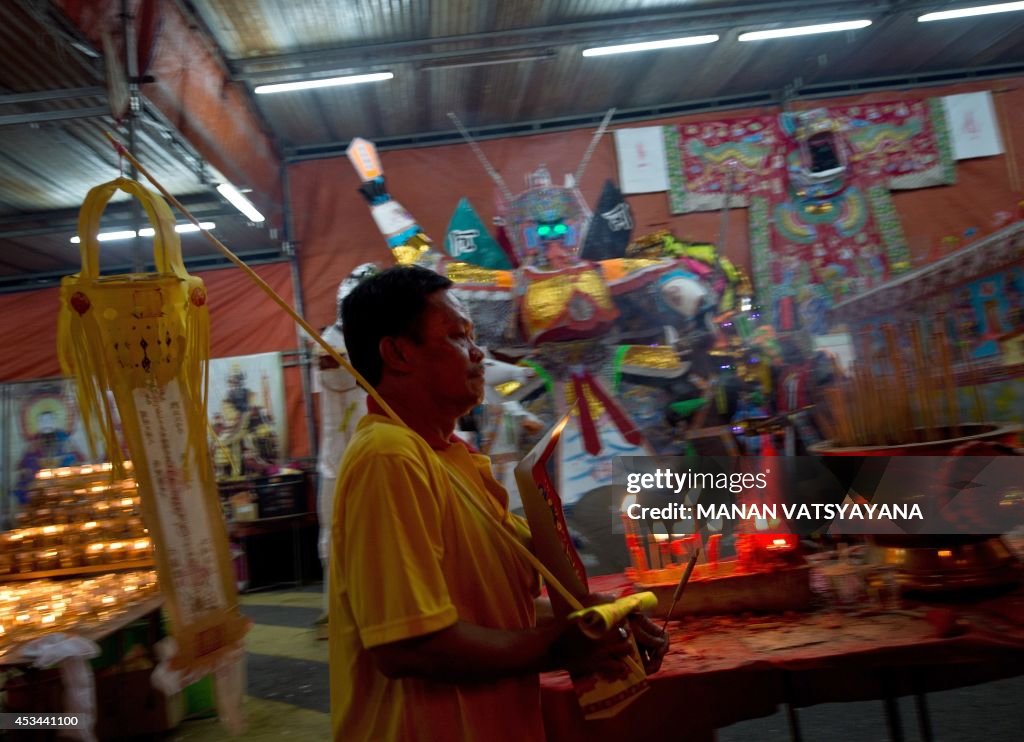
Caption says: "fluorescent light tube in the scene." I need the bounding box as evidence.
[138,222,215,237]
[174,222,215,234]
[70,223,215,243]
[217,183,265,223]
[582,35,719,57]
[421,53,556,71]
[919,2,1024,21]
[739,20,872,41]
[254,71,394,94]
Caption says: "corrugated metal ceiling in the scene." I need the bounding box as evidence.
[187,0,1024,156]
[0,0,280,288]
[2,0,1024,288]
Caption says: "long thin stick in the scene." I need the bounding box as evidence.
[883,325,912,443]
[574,107,616,186]
[934,322,960,438]
[446,112,515,204]
[105,131,587,612]
[994,91,1021,192]
[908,322,935,441]
[662,547,700,632]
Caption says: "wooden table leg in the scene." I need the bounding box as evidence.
[291,518,303,585]
[883,693,904,742]
[915,691,934,742]
[782,674,803,742]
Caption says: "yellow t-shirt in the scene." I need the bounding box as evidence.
[329,413,543,742]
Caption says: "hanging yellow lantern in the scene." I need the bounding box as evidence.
[57,179,249,698]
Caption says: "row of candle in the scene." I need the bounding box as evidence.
[0,570,157,653]
[4,514,146,549]
[0,537,153,575]
[35,462,134,480]
[16,489,140,527]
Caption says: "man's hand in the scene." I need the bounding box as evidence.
[548,621,633,680]
[628,613,670,674]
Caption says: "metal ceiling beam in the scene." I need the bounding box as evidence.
[0,209,240,240]
[232,0,898,82]
[283,60,1024,161]
[0,250,288,294]
[0,194,231,233]
[0,86,107,105]
[0,106,110,126]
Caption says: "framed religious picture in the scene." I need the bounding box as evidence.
[207,352,287,479]
[5,379,98,508]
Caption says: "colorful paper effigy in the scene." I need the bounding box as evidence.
[345,135,747,467]
[58,178,249,730]
[444,198,513,270]
[346,137,434,266]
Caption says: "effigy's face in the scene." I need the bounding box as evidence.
[509,186,591,268]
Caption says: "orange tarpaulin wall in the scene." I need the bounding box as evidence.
[1,77,1022,462]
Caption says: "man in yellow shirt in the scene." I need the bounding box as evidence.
[330,265,666,741]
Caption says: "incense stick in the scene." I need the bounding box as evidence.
[934,322,960,438]
[662,547,700,632]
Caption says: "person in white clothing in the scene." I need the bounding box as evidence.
[314,264,376,637]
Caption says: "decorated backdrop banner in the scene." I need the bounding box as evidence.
[666,116,782,214]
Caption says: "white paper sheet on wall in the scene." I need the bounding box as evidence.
[943,91,1004,160]
[614,126,670,194]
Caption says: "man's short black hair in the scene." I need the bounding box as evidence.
[341,265,453,386]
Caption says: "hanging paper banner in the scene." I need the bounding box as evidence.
[943,91,1004,160]
[749,179,908,335]
[666,116,783,214]
[58,179,249,716]
[828,99,956,189]
[613,126,670,194]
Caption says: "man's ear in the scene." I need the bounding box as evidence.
[379,336,416,375]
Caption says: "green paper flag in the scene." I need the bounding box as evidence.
[444,198,512,270]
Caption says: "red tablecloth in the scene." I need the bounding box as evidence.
[540,573,1024,741]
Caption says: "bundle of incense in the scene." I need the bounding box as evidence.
[908,322,936,441]
[883,324,914,442]
[662,547,701,631]
[659,538,673,567]
[620,514,649,572]
[648,533,661,570]
[707,534,722,567]
[933,322,960,438]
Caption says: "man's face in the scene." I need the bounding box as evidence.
[403,290,485,416]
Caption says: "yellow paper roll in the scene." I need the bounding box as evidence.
[569,592,658,639]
